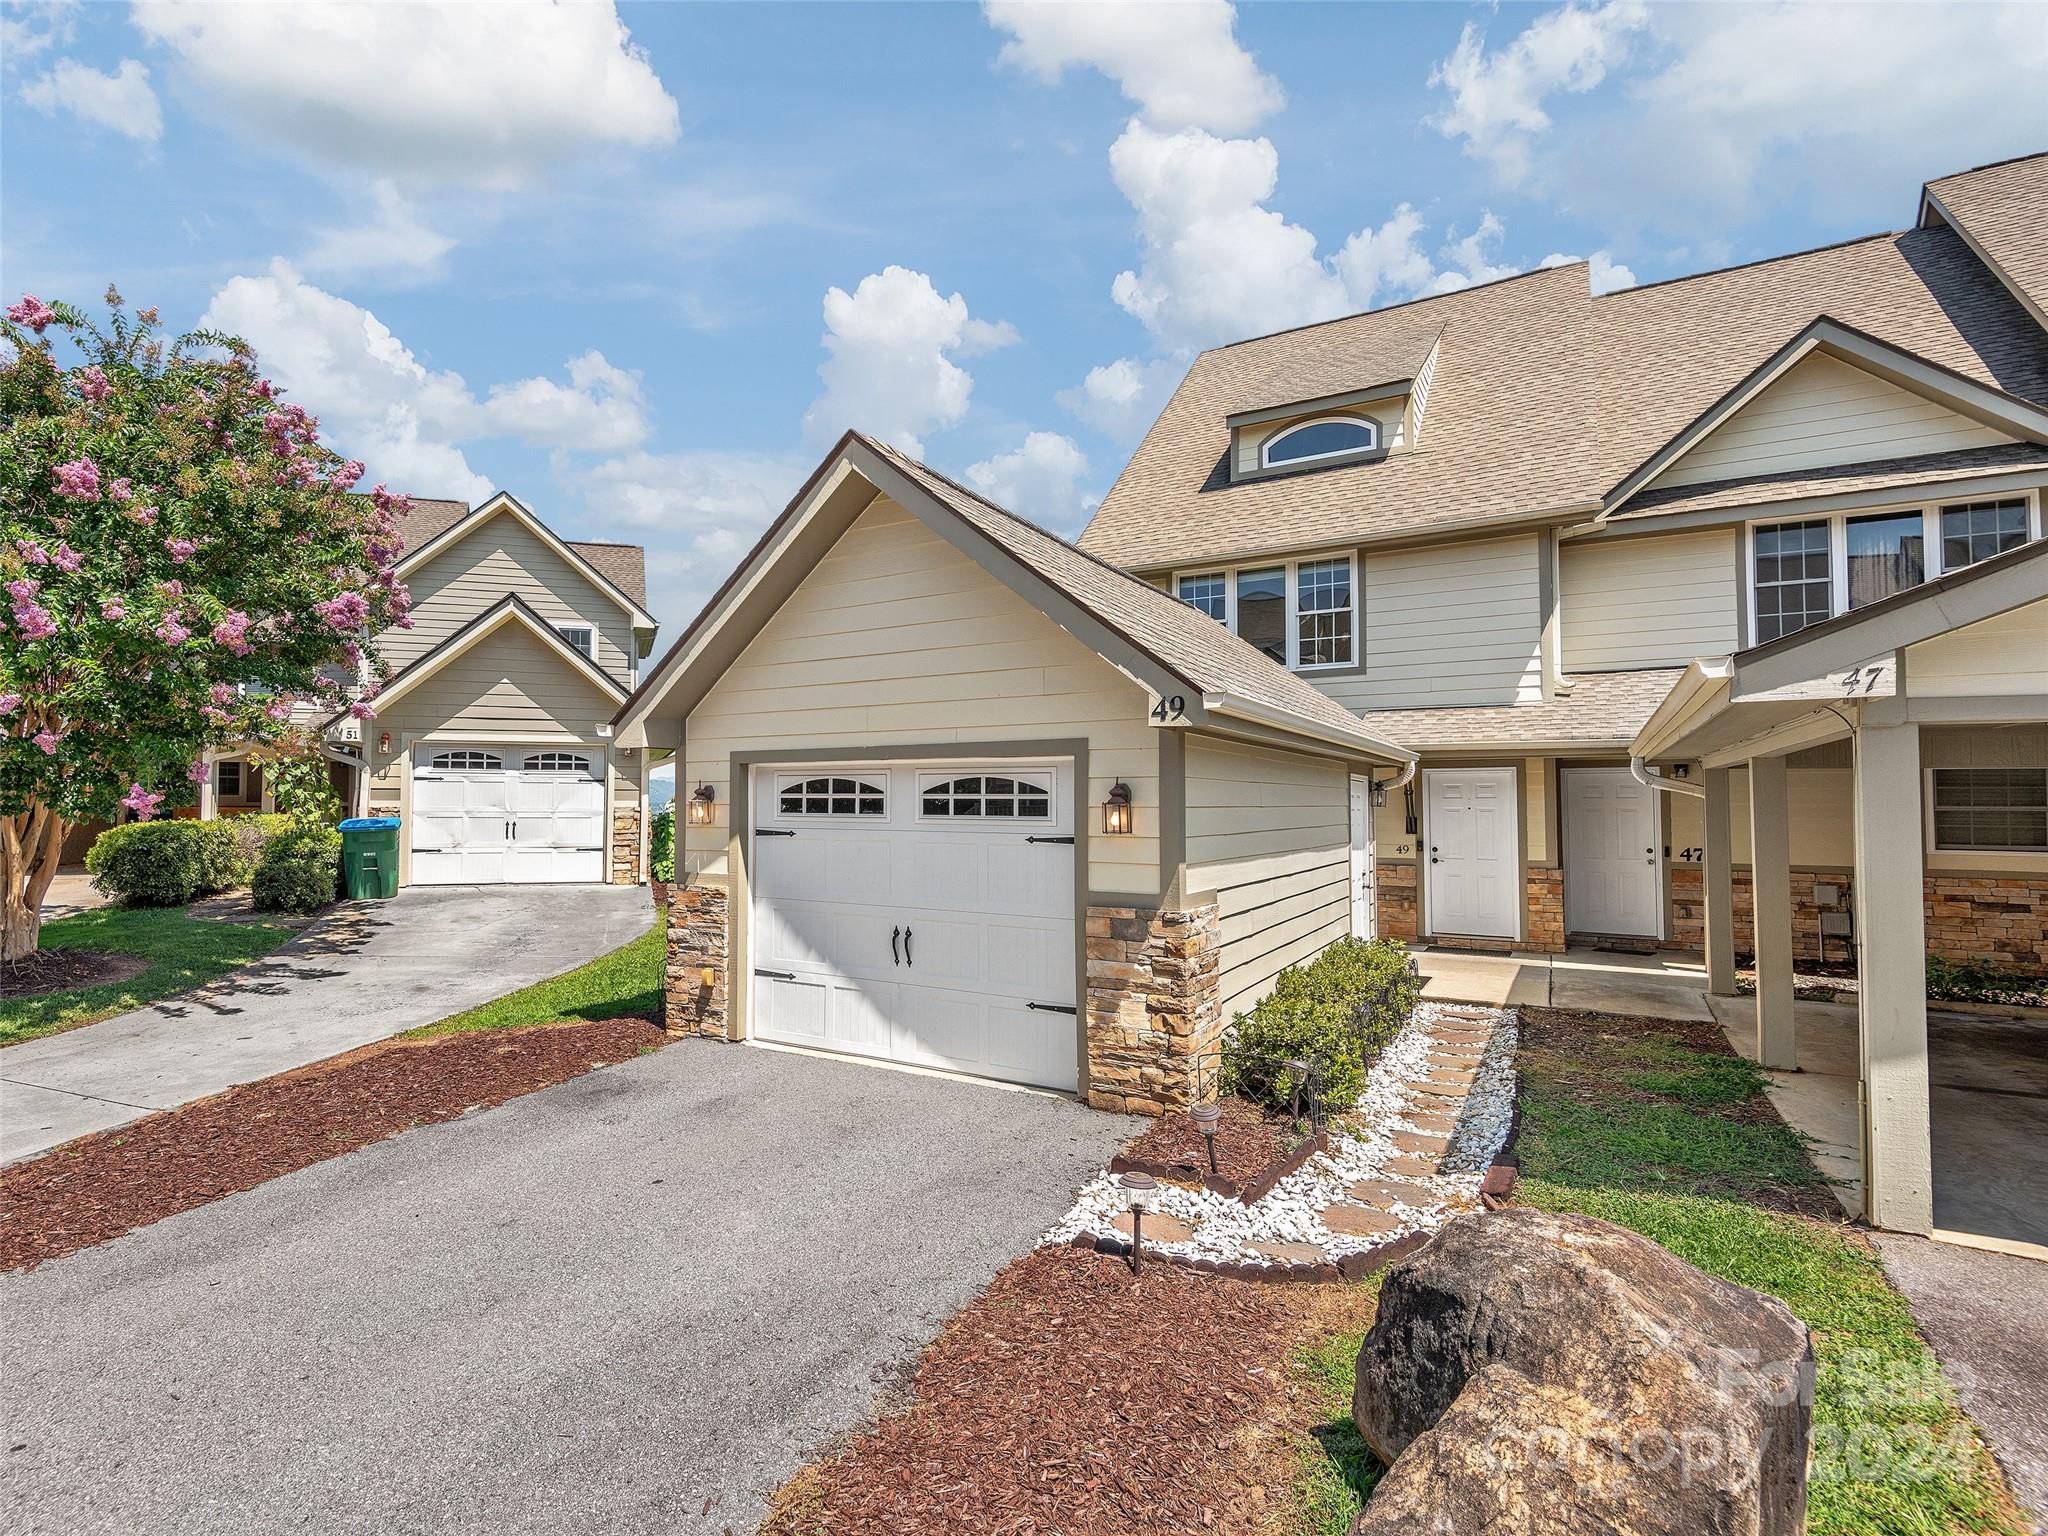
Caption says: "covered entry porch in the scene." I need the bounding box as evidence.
[1634,540,2048,1253]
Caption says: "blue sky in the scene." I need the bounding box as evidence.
[5,0,2045,649]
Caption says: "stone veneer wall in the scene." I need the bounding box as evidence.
[1377,864,1418,943]
[1084,902,1222,1116]
[1368,863,1565,954]
[1666,866,2048,972]
[610,807,643,885]
[664,885,729,1038]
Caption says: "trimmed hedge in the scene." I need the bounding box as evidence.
[251,822,342,914]
[1221,936,1420,1115]
[229,811,294,872]
[85,819,252,907]
[650,805,676,884]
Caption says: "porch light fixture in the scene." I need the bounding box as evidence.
[377,731,391,754]
[1188,1102,1223,1179]
[1116,1171,1159,1274]
[1102,781,1134,835]
[1370,776,1388,808]
[688,782,716,826]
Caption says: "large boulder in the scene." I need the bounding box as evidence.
[1352,1208,1814,1536]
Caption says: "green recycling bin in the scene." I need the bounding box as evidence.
[339,816,401,900]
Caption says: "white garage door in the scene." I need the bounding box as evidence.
[750,761,1078,1091]
[412,746,606,885]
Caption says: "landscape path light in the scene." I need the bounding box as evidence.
[1115,1171,1159,1274]
[1188,1102,1222,1179]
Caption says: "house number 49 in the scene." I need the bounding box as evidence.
[1150,695,1187,723]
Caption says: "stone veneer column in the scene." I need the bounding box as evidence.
[664,885,729,1039]
[610,807,644,884]
[1084,902,1221,1115]
[1524,867,1566,952]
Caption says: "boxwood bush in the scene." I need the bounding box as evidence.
[650,804,676,883]
[1221,936,1420,1116]
[252,822,343,914]
[85,819,252,907]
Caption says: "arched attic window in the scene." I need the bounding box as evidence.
[1261,415,1378,469]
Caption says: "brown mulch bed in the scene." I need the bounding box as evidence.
[0,1016,664,1272]
[763,1245,1373,1536]
[0,948,150,999]
[1115,1094,1299,1188]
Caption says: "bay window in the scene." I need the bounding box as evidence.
[1174,553,1358,671]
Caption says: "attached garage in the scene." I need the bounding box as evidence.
[411,746,608,885]
[612,434,1413,1108]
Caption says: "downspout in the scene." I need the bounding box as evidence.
[1630,757,1704,799]
[1377,759,1419,797]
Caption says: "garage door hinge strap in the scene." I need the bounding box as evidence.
[1026,1001,1078,1014]
[756,828,796,837]
[1025,835,1075,844]
[754,968,796,980]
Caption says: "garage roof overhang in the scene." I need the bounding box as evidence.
[610,433,1412,766]
[1632,538,2048,764]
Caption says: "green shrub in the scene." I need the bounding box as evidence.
[650,805,676,883]
[1222,936,1420,1115]
[228,812,294,871]
[85,818,253,906]
[1926,955,2045,1006]
[251,822,342,913]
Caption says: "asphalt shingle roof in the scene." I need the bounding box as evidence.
[1359,669,1687,751]
[1612,443,2048,521]
[1924,152,2048,326]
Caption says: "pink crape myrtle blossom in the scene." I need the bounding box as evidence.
[265,700,292,721]
[313,591,370,632]
[52,544,82,573]
[33,730,59,755]
[349,701,377,721]
[131,503,159,525]
[16,539,48,564]
[7,294,56,331]
[156,612,190,645]
[0,694,20,716]
[201,706,231,726]
[100,599,125,621]
[109,478,134,501]
[209,682,236,705]
[120,784,165,820]
[165,536,198,563]
[77,366,111,402]
[331,459,366,493]
[187,759,211,782]
[52,458,100,500]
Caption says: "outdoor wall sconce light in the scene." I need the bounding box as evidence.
[1102,781,1134,835]
[377,731,391,754]
[1116,1171,1159,1274]
[699,965,717,990]
[688,782,717,826]
[1188,1102,1223,1179]
[1369,776,1389,808]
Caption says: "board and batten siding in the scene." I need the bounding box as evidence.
[1648,352,2012,492]
[1184,737,1350,1020]
[1560,529,1741,671]
[388,509,636,679]
[1318,534,1544,711]
[682,495,1162,896]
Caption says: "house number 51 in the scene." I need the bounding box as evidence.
[1150,695,1187,723]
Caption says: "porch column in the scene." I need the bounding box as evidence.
[197,753,219,820]
[1854,722,1933,1233]
[1748,754,1797,1070]
[1701,765,1737,995]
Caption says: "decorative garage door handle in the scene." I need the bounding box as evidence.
[1027,1002,1077,1014]
[891,925,901,966]
[754,968,795,981]
[904,927,913,966]
[757,828,795,838]
[1025,834,1074,844]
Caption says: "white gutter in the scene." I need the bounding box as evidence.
[1630,756,1704,800]
[1200,692,1414,764]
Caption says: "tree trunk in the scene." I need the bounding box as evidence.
[2,807,66,964]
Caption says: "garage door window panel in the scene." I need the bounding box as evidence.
[776,775,886,818]
[431,750,503,770]
[918,773,1053,821]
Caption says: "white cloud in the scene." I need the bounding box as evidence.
[20,57,162,142]
[1425,213,1519,295]
[1332,205,1439,311]
[1427,0,1647,183]
[986,0,1283,134]
[1540,249,1638,295]
[1057,355,1181,440]
[802,265,1017,455]
[200,260,650,502]
[964,432,1092,530]
[301,181,455,284]
[1,1,77,61]
[130,0,679,188]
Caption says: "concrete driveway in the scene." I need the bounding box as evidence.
[0,1042,1126,1535]
[0,885,652,1165]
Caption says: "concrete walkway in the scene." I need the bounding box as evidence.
[39,866,109,922]
[0,1043,1124,1536]
[1412,944,1717,1021]
[0,885,653,1165]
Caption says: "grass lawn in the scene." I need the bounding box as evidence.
[1,906,296,1049]
[1285,1007,2024,1536]
[404,922,664,1038]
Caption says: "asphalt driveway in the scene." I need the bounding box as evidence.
[0,1041,1126,1535]
[1,885,652,1164]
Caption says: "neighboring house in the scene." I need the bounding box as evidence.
[613,152,2045,1246]
[194,492,658,889]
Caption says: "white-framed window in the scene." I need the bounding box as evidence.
[555,624,596,658]
[524,752,592,774]
[430,750,503,771]
[1261,415,1378,470]
[1747,491,2041,645]
[1173,553,1358,671]
[217,760,243,799]
[1930,768,2048,853]
[776,774,886,817]
[917,772,1054,821]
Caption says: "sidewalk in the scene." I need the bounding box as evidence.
[1410,944,1716,1021]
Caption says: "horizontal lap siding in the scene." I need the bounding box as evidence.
[1908,602,2048,698]
[1185,738,1349,1020]
[684,496,1160,896]
[385,623,620,740]
[390,512,635,679]
[1321,535,1543,710]
[1560,529,1740,671]
[1650,353,2010,490]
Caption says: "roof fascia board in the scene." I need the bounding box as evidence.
[1123,501,1596,578]
[1732,543,2048,698]
[395,492,656,630]
[1198,692,1412,764]
[1919,185,2048,336]
[1225,378,1414,429]
[353,596,627,724]
[1629,658,1733,760]
[1603,318,2048,517]
[1572,464,2048,540]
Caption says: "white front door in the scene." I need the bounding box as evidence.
[1349,774,1377,939]
[1564,767,1661,937]
[749,761,1078,1091]
[411,747,606,885]
[1424,768,1519,940]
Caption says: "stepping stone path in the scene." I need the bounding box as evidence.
[1252,1239,1329,1265]
[1322,1204,1402,1238]
[1349,1178,1438,1208]
[1113,1211,1195,1244]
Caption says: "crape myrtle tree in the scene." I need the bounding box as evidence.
[0,288,415,962]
